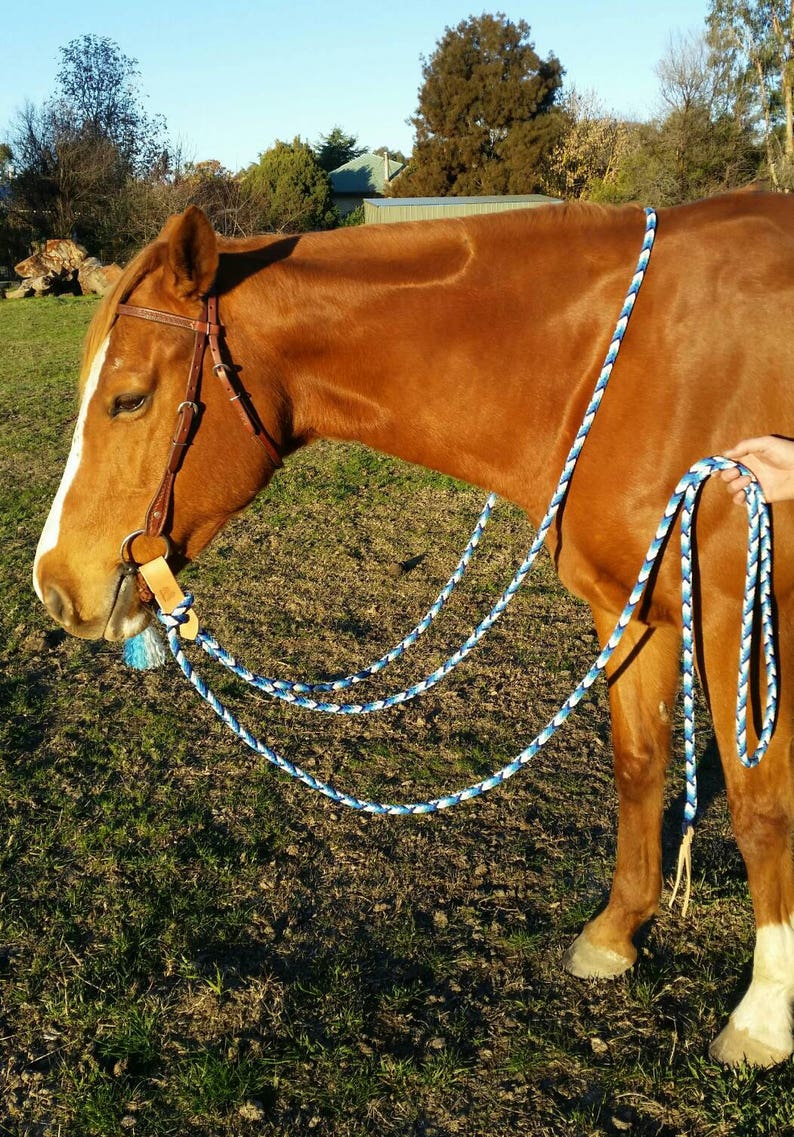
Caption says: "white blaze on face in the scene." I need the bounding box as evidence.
[33,336,110,601]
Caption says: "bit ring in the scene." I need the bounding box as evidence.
[120,529,172,566]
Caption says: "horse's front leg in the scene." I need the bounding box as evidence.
[563,614,681,977]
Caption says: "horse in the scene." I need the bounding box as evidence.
[32,193,794,1067]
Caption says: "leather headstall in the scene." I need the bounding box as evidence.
[116,293,282,558]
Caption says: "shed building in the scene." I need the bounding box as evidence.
[363,194,561,225]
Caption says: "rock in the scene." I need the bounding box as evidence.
[77,256,102,285]
[238,1100,266,1122]
[30,271,80,296]
[13,252,47,279]
[21,631,49,653]
[9,237,120,298]
[15,239,87,278]
[31,274,56,296]
[5,283,34,299]
[7,267,80,298]
[78,257,122,296]
[21,628,64,653]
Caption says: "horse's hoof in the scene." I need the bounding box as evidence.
[562,930,635,979]
[709,1019,793,1068]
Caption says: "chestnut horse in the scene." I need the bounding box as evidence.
[33,194,794,1066]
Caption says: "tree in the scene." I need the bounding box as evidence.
[315,126,366,172]
[707,1,794,188]
[242,138,337,232]
[5,35,171,257]
[393,13,564,196]
[579,32,761,206]
[372,144,409,165]
[0,142,26,274]
[652,30,760,200]
[55,35,167,176]
[545,89,632,199]
[8,98,128,245]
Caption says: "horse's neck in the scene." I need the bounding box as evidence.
[240,208,642,512]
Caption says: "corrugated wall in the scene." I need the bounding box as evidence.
[363,195,560,224]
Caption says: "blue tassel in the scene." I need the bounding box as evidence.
[123,624,168,670]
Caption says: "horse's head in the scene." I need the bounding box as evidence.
[34,206,283,640]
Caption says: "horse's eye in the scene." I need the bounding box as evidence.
[112,393,148,416]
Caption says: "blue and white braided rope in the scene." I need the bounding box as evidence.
[678,468,777,829]
[253,491,497,696]
[147,205,777,821]
[158,458,775,817]
[174,208,659,710]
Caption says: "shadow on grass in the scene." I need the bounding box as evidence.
[0,669,58,757]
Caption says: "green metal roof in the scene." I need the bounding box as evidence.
[330,153,405,195]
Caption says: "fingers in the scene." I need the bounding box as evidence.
[716,466,754,506]
[723,437,781,461]
[719,467,748,486]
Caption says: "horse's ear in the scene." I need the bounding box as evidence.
[165,205,218,299]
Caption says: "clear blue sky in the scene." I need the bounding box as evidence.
[2,0,710,172]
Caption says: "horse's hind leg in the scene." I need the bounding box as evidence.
[563,613,680,978]
[701,606,794,1067]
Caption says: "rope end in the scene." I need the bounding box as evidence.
[669,825,695,917]
[123,624,168,670]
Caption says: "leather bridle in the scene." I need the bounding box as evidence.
[116,292,282,567]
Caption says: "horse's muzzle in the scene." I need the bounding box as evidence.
[35,558,149,641]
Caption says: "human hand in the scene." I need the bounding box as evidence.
[719,436,794,505]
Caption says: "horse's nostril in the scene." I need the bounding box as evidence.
[44,584,74,628]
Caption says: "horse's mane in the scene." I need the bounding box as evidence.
[79,197,681,392]
[79,224,295,389]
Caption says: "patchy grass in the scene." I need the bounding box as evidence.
[1,295,793,1135]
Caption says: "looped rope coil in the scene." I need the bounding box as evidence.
[147,210,656,692]
[145,205,778,855]
[158,458,776,828]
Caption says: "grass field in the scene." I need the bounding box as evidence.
[1,295,793,1136]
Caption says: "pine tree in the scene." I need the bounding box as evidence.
[315,127,366,172]
[243,138,338,232]
[393,13,564,196]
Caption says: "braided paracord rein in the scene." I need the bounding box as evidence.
[198,208,655,700]
[157,207,657,712]
[148,205,777,829]
[158,457,775,819]
[247,491,497,695]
